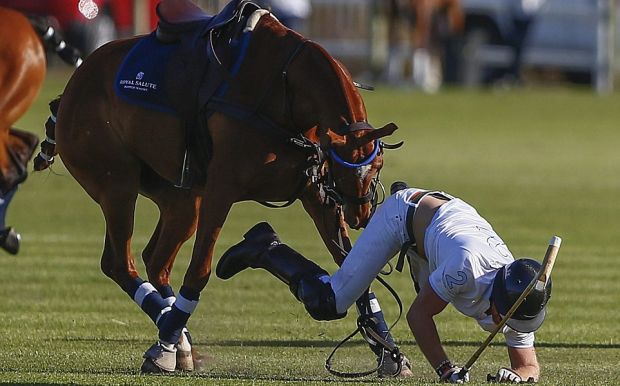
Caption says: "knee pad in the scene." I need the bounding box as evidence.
[296,275,347,321]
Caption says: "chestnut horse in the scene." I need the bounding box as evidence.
[35,0,408,375]
[0,6,81,254]
[385,0,464,92]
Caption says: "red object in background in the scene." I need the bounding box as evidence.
[0,0,160,33]
[0,0,86,29]
[0,0,161,53]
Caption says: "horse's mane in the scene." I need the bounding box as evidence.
[258,14,367,128]
[306,42,367,125]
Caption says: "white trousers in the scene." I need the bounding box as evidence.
[327,193,411,313]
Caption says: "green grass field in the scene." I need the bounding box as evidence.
[1,68,618,385]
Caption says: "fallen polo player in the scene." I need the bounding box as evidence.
[217,182,552,383]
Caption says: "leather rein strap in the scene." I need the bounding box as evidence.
[325,275,404,378]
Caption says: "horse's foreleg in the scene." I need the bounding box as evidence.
[300,192,351,265]
[143,192,233,372]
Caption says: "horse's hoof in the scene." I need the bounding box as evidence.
[175,330,194,372]
[0,227,20,255]
[216,222,280,280]
[176,349,193,372]
[141,342,176,373]
[141,358,170,374]
[377,351,414,378]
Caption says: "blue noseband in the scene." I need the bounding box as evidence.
[328,139,380,168]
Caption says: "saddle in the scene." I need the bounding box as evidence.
[116,0,266,187]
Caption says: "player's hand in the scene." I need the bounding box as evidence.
[441,366,470,383]
[494,367,522,383]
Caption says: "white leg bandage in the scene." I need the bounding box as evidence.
[133,282,157,307]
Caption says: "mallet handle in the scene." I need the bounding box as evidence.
[460,236,562,375]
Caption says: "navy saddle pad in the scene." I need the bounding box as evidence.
[114,0,250,116]
[115,32,180,115]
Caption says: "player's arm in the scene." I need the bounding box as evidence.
[407,284,467,382]
[407,284,448,366]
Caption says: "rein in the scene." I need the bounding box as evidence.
[325,275,405,378]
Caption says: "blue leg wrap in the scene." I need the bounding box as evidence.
[0,187,17,230]
[158,284,176,306]
[158,286,200,345]
[356,292,395,356]
[127,278,170,325]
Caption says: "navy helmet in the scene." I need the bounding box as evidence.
[390,181,409,195]
[491,258,552,333]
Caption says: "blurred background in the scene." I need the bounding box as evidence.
[1,2,619,383]
[0,0,618,94]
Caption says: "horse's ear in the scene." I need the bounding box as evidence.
[357,122,398,146]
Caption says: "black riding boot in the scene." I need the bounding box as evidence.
[216,222,281,280]
[217,222,345,320]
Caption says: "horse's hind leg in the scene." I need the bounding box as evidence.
[143,188,235,372]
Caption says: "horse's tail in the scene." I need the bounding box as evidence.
[28,16,83,68]
[33,97,61,171]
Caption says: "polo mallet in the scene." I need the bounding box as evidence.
[459,236,562,379]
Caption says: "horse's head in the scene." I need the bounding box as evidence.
[227,12,400,229]
[286,39,399,229]
[320,122,399,229]
[281,38,399,229]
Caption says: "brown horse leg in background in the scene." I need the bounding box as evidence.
[0,7,46,254]
[410,0,464,91]
[385,0,463,91]
[0,6,82,255]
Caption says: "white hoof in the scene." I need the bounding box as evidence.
[175,329,194,372]
[141,341,176,373]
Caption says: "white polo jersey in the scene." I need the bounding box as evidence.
[327,187,534,348]
[413,197,534,347]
